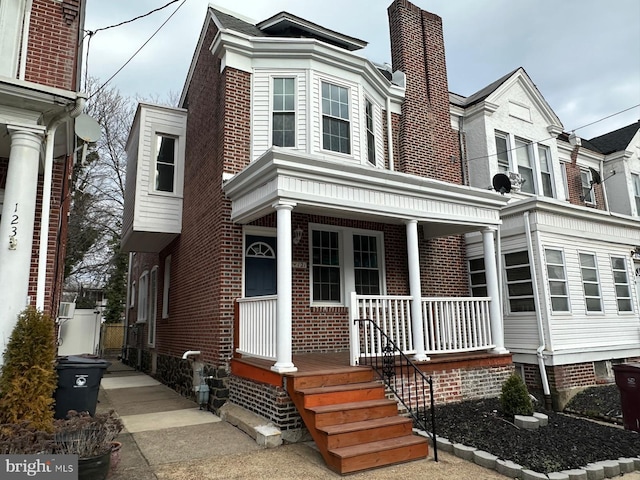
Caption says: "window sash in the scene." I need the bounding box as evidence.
[312,230,341,302]
[353,234,380,295]
[504,251,535,312]
[273,78,295,147]
[579,253,602,312]
[148,267,158,345]
[581,171,594,204]
[365,99,375,165]
[137,272,149,322]
[162,256,171,319]
[155,135,176,193]
[611,256,633,312]
[538,145,553,197]
[321,82,350,154]
[633,174,640,213]
[545,249,569,312]
[469,258,488,297]
[515,139,535,194]
[495,133,510,173]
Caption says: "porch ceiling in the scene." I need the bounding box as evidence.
[223,148,508,237]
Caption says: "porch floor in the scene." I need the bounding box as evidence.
[231,350,512,387]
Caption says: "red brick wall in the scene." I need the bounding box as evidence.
[564,146,605,208]
[25,0,82,91]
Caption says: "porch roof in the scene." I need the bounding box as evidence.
[223,148,508,238]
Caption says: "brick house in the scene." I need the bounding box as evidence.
[0,0,86,356]
[456,68,640,409]
[122,0,517,471]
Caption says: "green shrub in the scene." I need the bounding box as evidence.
[0,307,58,432]
[500,374,533,418]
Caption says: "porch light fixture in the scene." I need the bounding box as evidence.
[293,227,303,245]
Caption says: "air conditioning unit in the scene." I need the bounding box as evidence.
[58,302,76,320]
[507,172,523,191]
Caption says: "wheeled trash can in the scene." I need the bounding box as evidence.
[54,355,111,419]
[613,362,640,432]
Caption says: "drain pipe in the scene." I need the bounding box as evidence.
[386,96,394,171]
[523,211,552,409]
[36,95,86,310]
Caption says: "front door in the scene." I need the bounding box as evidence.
[245,235,277,297]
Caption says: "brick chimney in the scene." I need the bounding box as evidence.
[388,0,461,183]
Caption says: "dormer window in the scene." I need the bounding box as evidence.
[155,135,176,193]
[322,82,350,154]
[273,77,295,147]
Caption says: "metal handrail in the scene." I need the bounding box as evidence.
[355,318,438,462]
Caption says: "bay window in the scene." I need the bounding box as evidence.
[273,77,295,147]
[322,82,350,154]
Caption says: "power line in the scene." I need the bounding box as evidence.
[87,0,188,100]
[85,0,180,36]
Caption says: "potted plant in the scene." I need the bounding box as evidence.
[54,410,123,480]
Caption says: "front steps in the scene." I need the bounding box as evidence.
[285,367,428,474]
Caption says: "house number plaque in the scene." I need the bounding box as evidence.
[292,262,307,269]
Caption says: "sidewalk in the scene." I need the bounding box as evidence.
[98,361,638,480]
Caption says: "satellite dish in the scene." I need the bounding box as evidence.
[589,167,601,185]
[74,113,101,143]
[492,173,512,194]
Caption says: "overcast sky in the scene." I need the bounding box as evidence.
[84,0,640,140]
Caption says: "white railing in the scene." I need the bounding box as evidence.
[350,293,494,364]
[236,295,277,360]
[423,297,493,354]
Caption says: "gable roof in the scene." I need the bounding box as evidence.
[211,8,264,37]
[586,120,640,155]
[452,68,521,108]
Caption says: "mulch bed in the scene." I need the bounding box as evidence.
[565,384,623,423]
[422,394,639,473]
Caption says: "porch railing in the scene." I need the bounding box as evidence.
[236,295,277,360]
[350,293,494,364]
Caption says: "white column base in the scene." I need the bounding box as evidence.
[271,362,298,373]
[413,353,430,362]
[492,346,510,354]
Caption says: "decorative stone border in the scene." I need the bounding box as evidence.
[415,429,640,479]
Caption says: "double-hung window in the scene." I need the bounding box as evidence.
[137,271,149,322]
[579,253,602,312]
[495,132,510,174]
[545,249,569,312]
[469,258,488,297]
[365,99,376,165]
[273,77,295,147]
[633,174,640,214]
[154,135,176,193]
[581,170,595,204]
[311,227,383,303]
[611,256,633,312]
[538,145,553,197]
[515,138,534,194]
[322,82,350,154]
[148,266,158,346]
[312,230,341,302]
[504,251,535,312]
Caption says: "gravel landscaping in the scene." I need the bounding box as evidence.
[423,388,639,474]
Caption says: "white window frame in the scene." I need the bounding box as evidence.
[309,224,385,306]
[468,258,487,297]
[514,137,535,194]
[321,81,351,155]
[494,131,510,174]
[504,251,535,313]
[581,169,595,205]
[579,252,602,313]
[632,173,640,215]
[544,248,570,312]
[153,134,177,194]
[148,266,158,346]
[137,271,149,323]
[611,255,633,313]
[272,76,296,148]
[364,98,376,166]
[537,144,554,198]
[162,255,171,319]
[130,281,136,308]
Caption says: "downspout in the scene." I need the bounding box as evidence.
[523,211,552,409]
[123,251,133,361]
[36,95,86,310]
[458,115,467,185]
[18,0,33,80]
[386,96,394,171]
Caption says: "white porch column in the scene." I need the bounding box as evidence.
[0,126,44,358]
[271,201,297,373]
[406,220,428,361]
[483,228,509,354]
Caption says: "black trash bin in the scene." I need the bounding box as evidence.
[54,355,111,419]
[613,362,640,432]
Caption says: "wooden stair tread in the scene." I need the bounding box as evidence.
[308,398,397,414]
[318,415,411,435]
[296,381,382,396]
[330,435,427,459]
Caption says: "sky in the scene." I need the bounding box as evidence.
[84,0,640,140]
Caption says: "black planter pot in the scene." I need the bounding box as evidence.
[78,450,111,480]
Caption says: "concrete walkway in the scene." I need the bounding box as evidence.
[99,361,639,480]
